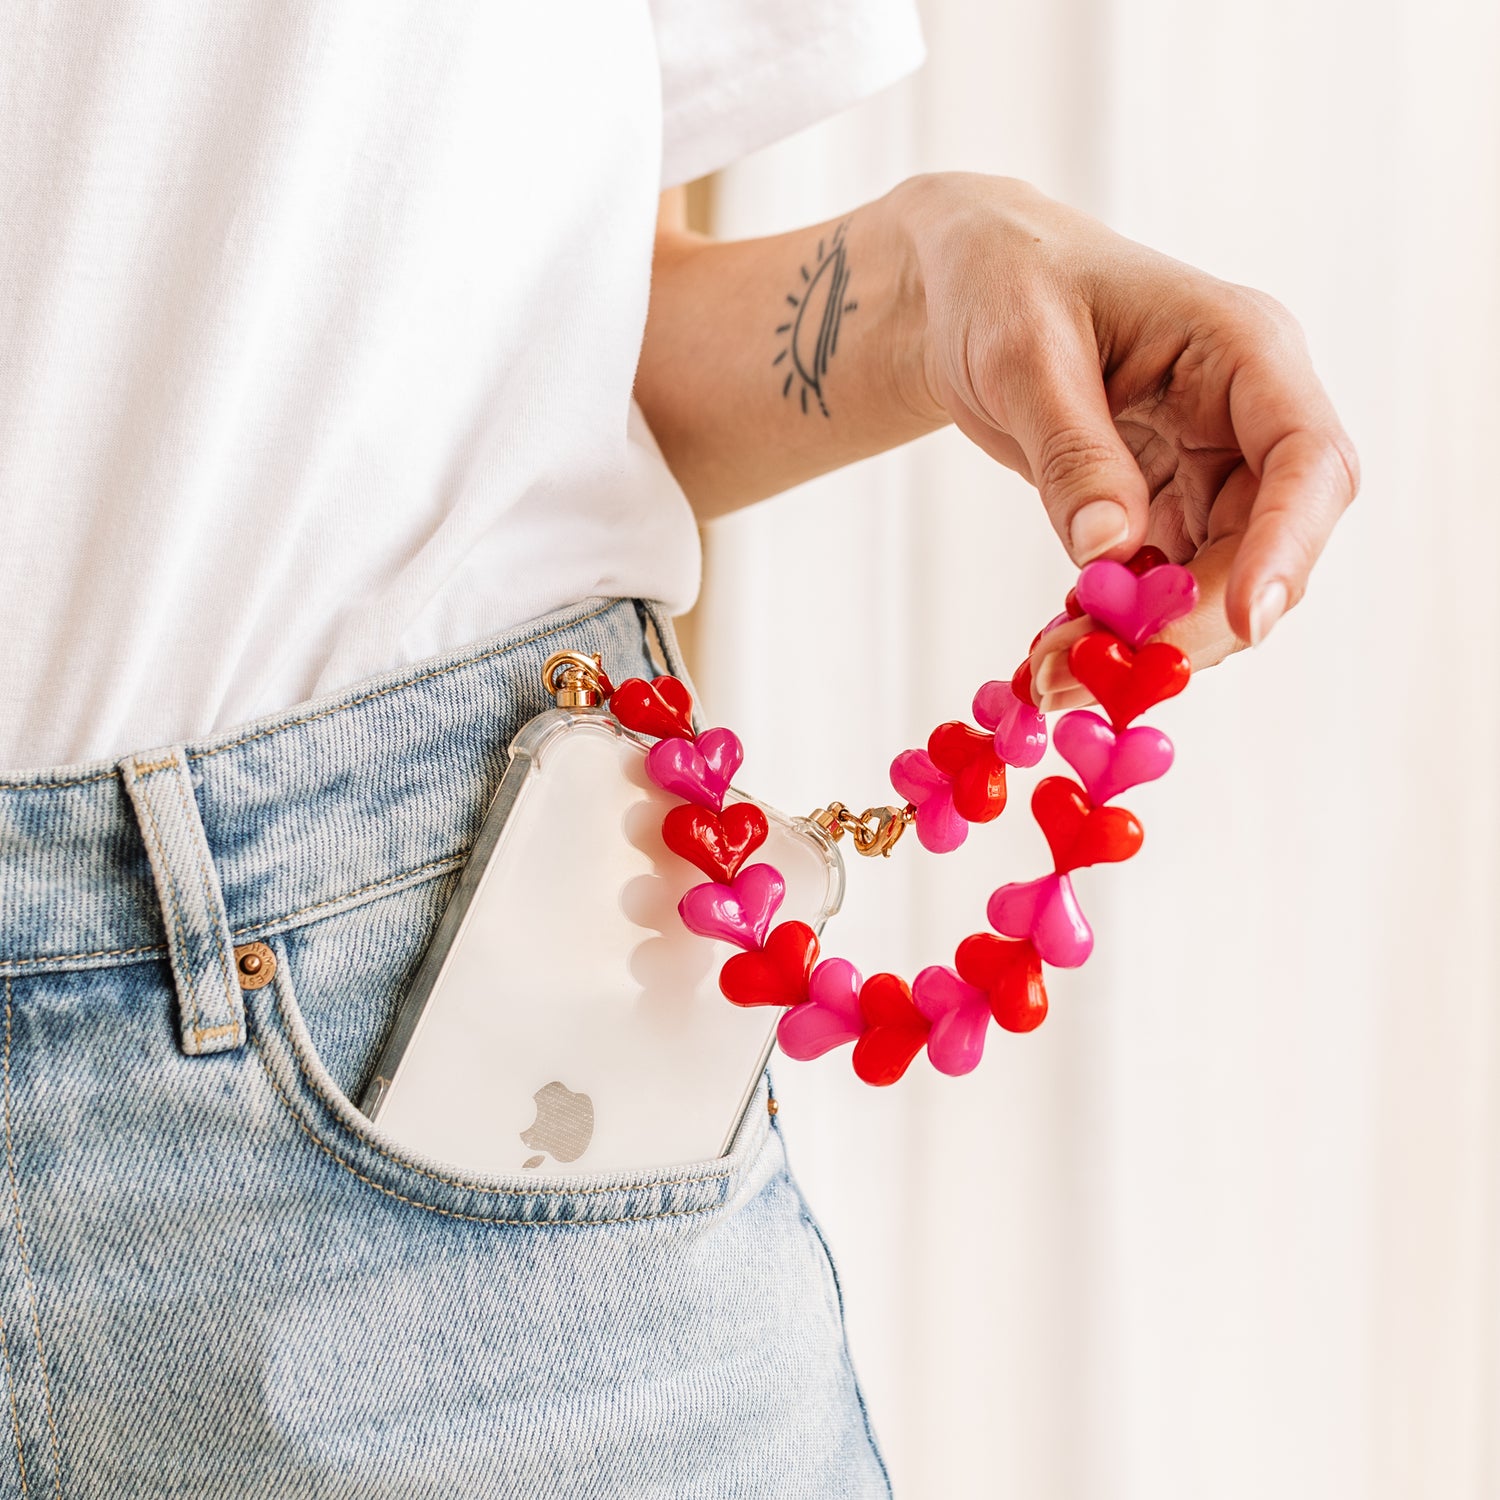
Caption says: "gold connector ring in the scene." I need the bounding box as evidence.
[541,651,609,708]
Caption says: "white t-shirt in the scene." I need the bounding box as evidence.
[0,0,922,773]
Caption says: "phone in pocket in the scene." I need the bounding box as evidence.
[359,705,843,1176]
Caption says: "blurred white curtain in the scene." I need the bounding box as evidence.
[691,0,1500,1495]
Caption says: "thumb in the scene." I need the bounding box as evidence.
[1006,330,1151,565]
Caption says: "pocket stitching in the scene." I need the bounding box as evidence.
[248,1022,728,1228]
[232,854,466,940]
[261,950,743,1201]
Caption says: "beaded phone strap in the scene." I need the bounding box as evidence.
[547,547,1196,1087]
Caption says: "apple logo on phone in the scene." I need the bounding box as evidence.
[520,1081,594,1169]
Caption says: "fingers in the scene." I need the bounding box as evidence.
[1027,465,1260,712]
[1027,568,1235,715]
[1153,461,1259,667]
[1221,326,1360,644]
[1003,314,1153,567]
[1029,617,1092,713]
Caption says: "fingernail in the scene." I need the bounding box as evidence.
[1248,580,1288,647]
[1033,652,1079,697]
[1069,500,1131,564]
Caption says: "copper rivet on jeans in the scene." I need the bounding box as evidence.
[234,941,276,990]
[766,1097,779,1117]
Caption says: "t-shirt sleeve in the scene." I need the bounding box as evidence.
[651,0,925,188]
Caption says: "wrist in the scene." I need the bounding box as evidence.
[886,172,1069,425]
[868,177,951,431]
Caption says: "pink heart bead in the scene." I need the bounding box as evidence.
[1053,710,1174,806]
[645,727,744,811]
[972,680,1047,768]
[1074,560,1198,649]
[678,863,785,951]
[987,872,1093,969]
[889,749,968,853]
[778,957,866,1060]
[912,964,991,1077]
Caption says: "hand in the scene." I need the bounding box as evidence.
[895,173,1359,711]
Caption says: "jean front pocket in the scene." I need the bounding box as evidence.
[242,878,778,1229]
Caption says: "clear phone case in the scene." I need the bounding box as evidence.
[360,707,844,1177]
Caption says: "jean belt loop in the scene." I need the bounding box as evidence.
[119,746,246,1057]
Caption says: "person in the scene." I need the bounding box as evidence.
[0,2,1355,1496]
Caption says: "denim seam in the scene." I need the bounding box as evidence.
[2,984,60,1499]
[0,851,466,977]
[132,772,204,1045]
[0,768,115,791]
[0,943,165,973]
[0,1315,26,1496]
[249,1027,725,1227]
[775,1107,894,1499]
[0,600,625,792]
[265,972,735,1200]
[798,1205,892,1495]
[193,601,619,764]
[167,764,241,1046]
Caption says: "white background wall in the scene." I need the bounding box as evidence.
[691,1,1500,1494]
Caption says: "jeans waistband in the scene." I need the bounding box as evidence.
[0,597,678,981]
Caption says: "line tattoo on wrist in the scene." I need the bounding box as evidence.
[774,220,857,417]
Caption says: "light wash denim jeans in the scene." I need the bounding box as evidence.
[0,597,889,1499]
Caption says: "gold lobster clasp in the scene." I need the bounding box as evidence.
[809,800,915,858]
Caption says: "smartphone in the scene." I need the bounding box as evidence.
[359,706,844,1176]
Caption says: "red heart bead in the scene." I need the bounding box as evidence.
[719,921,819,1009]
[1064,587,1084,619]
[954,933,1048,1033]
[1010,659,1036,708]
[1031,776,1143,873]
[1067,631,1190,729]
[609,676,695,740]
[927,722,1008,824]
[662,802,769,883]
[852,973,930,1086]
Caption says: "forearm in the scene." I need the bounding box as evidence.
[635,183,946,518]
